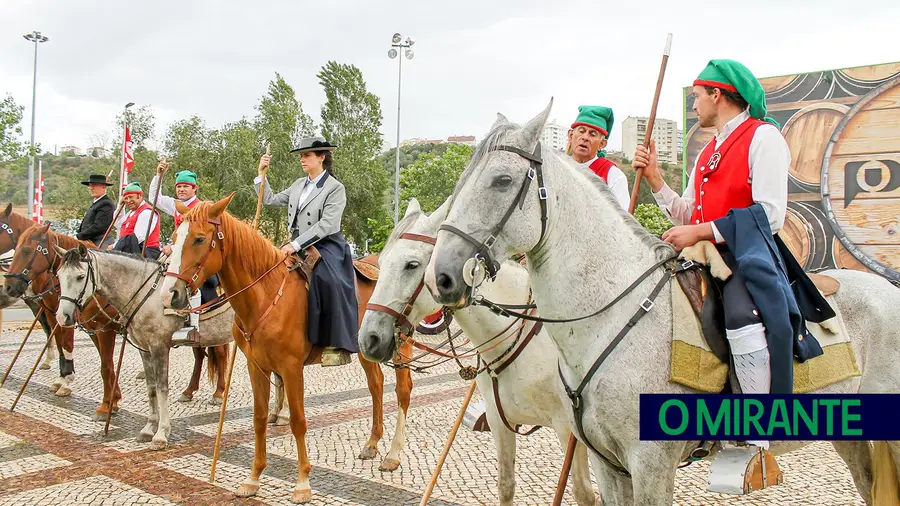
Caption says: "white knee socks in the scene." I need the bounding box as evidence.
[190,293,201,329]
[727,323,770,450]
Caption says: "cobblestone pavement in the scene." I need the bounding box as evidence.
[0,320,867,505]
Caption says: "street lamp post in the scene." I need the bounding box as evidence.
[388,33,415,225]
[23,31,49,220]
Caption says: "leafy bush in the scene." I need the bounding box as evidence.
[634,203,673,236]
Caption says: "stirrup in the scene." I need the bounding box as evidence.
[708,444,782,495]
[321,347,352,367]
[171,326,199,346]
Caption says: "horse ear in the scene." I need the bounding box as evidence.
[427,196,452,224]
[2,203,10,218]
[517,97,554,151]
[404,198,421,219]
[77,242,88,259]
[208,192,235,219]
[175,200,190,215]
[40,223,51,234]
[53,244,67,257]
[491,113,510,131]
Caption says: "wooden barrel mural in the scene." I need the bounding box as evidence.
[831,236,868,272]
[781,103,849,192]
[683,122,714,176]
[820,74,900,283]
[779,201,829,270]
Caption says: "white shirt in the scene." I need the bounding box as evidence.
[114,201,159,243]
[651,110,789,243]
[582,156,630,210]
[149,175,198,218]
[252,170,327,213]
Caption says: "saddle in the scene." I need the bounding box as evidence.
[286,245,322,284]
[674,241,841,394]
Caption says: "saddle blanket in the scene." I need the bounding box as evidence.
[669,281,861,394]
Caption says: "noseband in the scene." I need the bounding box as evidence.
[163,218,225,291]
[366,232,436,339]
[438,142,548,280]
[3,234,58,287]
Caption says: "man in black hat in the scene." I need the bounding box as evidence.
[76,174,116,247]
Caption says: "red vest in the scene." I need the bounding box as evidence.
[121,201,161,249]
[588,157,615,183]
[690,118,766,225]
[173,198,199,227]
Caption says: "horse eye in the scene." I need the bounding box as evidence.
[492,175,513,188]
[193,236,205,245]
[405,260,420,270]
[76,274,85,281]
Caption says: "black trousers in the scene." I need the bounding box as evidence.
[715,245,763,331]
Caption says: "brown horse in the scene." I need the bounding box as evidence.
[160,195,414,504]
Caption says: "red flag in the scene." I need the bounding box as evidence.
[123,125,134,174]
[32,161,44,224]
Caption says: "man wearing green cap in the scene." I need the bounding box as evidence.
[149,161,220,341]
[111,181,161,260]
[568,105,630,210]
[633,59,806,453]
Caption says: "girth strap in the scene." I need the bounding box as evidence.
[490,320,543,435]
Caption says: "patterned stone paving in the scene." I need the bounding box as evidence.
[0,321,870,505]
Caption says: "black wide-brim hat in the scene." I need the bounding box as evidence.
[81,174,113,186]
[290,136,337,154]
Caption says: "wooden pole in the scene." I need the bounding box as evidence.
[552,434,579,506]
[627,33,673,215]
[0,307,44,388]
[419,381,477,506]
[142,157,166,257]
[99,200,126,248]
[211,144,268,483]
[10,321,59,412]
[104,334,128,435]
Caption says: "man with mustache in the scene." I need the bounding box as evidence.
[567,105,630,210]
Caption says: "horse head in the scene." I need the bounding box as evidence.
[3,222,54,298]
[161,193,234,309]
[358,198,450,363]
[425,100,553,307]
[53,243,94,327]
[0,203,19,255]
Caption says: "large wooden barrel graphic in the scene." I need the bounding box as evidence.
[831,236,868,272]
[781,103,849,193]
[779,201,830,270]
[821,75,900,283]
[839,63,900,83]
[683,122,714,176]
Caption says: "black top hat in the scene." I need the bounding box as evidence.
[81,174,113,186]
[290,136,337,154]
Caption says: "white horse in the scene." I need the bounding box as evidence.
[423,101,900,505]
[359,198,599,506]
[52,244,237,450]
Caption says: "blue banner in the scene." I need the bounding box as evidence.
[639,394,900,440]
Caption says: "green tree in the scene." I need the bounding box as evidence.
[0,94,25,162]
[117,105,156,149]
[318,61,386,247]
[634,203,674,236]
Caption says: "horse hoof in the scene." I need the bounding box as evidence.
[93,411,110,422]
[55,386,72,397]
[49,383,60,392]
[234,483,259,498]
[136,371,145,380]
[39,363,50,370]
[358,447,378,460]
[136,432,154,443]
[379,458,401,472]
[275,415,290,426]
[290,488,312,504]
[177,393,192,403]
[149,439,168,451]
[207,396,222,406]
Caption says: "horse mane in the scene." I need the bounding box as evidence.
[381,209,424,256]
[181,201,283,283]
[451,122,519,205]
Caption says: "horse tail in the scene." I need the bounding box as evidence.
[206,345,224,386]
[871,441,900,506]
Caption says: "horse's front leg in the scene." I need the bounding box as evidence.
[149,346,172,450]
[235,356,271,499]
[179,347,204,402]
[92,330,119,421]
[357,355,384,461]
[627,442,682,506]
[380,354,413,471]
[482,377,517,506]
[136,349,159,443]
[40,333,57,370]
[267,373,289,426]
[54,328,75,396]
[281,367,312,504]
[555,429,599,506]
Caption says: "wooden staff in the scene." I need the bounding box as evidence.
[211,143,268,483]
[10,320,59,412]
[552,434,579,506]
[104,332,128,435]
[142,157,167,257]
[419,381,477,506]
[0,307,44,388]
[99,201,126,248]
[627,33,673,215]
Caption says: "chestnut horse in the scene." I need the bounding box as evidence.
[160,195,414,504]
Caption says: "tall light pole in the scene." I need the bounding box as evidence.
[388,33,415,225]
[23,31,49,220]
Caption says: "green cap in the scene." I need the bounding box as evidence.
[122,182,143,196]
[693,59,779,127]
[175,170,198,187]
[571,105,614,137]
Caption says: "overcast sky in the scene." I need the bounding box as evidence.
[2,0,899,157]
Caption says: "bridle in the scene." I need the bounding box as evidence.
[438,142,548,281]
[3,233,61,299]
[365,232,436,341]
[0,220,17,250]
[163,217,225,292]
